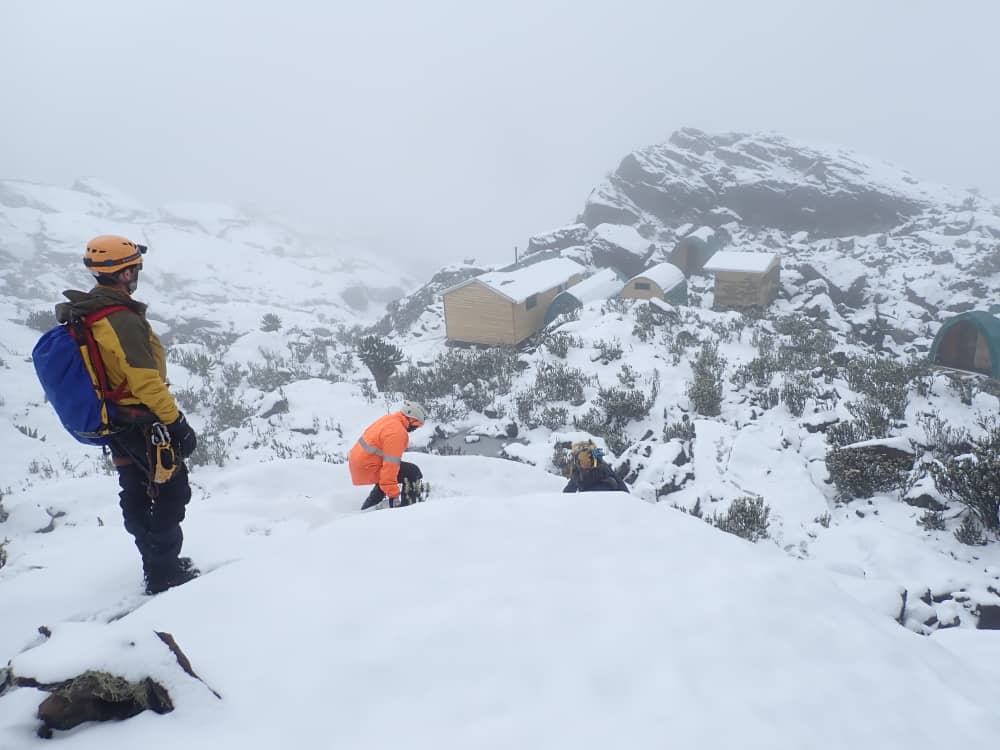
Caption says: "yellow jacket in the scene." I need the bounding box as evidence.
[55,286,180,424]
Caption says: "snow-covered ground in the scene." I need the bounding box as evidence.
[2,454,1000,748]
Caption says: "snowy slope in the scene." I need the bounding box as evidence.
[3,132,1000,744]
[0,177,411,329]
[2,460,999,748]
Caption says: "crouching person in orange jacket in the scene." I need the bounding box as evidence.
[349,401,427,510]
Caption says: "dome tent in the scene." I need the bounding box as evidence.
[929,311,1000,377]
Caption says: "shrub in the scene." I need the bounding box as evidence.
[687,341,726,416]
[593,338,624,362]
[781,373,816,417]
[394,347,521,406]
[930,418,1000,532]
[534,362,590,405]
[918,510,946,531]
[538,406,569,431]
[844,355,925,420]
[663,415,695,443]
[24,309,56,332]
[825,444,911,501]
[826,397,891,448]
[953,514,986,545]
[175,350,215,379]
[357,335,404,392]
[246,360,294,391]
[260,313,283,332]
[542,332,576,359]
[712,496,770,542]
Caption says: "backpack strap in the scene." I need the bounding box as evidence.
[69,305,134,404]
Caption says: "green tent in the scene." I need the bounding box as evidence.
[929,311,1000,377]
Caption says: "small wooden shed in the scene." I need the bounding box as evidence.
[620,263,687,305]
[702,251,780,310]
[544,268,625,325]
[929,311,1000,377]
[443,257,585,345]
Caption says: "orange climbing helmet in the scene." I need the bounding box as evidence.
[83,235,147,275]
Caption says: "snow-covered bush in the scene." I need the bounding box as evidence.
[825,443,911,501]
[827,398,891,448]
[780,373,816,417]
[953,514,986,546]
[688,341,726,416]
[394,348,521,407]
[662,414,695,443]
[593,338,624,362]
[844,355,926,420]
[533,362,590,405]
[541,331,576,359]
[711,496,771,542]
[575,378,658,454]
[930,419,1000,533]
[918,510,946,531]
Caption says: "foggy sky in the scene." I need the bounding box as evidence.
[2,0,998,270]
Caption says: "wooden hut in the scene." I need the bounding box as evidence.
[544,268,625,325]
[701,251,780,310]
[929,311,1000,377]
[443,257,585,345]
[620,263,687,305]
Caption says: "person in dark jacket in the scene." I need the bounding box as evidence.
[563,440,629,493]
[55,235,200,595]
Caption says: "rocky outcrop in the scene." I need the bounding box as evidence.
[584,128,934,239]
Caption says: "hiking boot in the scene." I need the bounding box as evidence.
[145,557,200,595]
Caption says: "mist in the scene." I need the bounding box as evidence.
[2,0,997,270]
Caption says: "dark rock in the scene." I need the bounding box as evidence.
[35,671,173,736]
[260,398,289,419]
[902,493,948,512]
[525,223,590,255]
[977,604,1000,630]
[504,422,518,439]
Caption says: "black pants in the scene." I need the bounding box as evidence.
[111,428,192,583]
[362,461,423,509]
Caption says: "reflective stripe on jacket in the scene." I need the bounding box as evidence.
[348,412,410,497]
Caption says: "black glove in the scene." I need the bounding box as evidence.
[167,412,198,459]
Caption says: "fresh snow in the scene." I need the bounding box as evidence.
[631,262,685,291]
[3,476,1000,748]
[591,223,652,256]
[451,257,586,303]
[702,250,780,274]
[562,267,625,304]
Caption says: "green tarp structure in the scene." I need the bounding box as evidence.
[929,311,1000,377]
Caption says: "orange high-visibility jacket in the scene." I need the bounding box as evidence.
[349,412,411,498]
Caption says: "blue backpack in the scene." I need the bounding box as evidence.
[32,305,131,446]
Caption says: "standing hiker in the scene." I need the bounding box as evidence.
[54,235,200,594]
[349,401,427,510]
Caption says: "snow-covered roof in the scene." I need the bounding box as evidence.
[591,223,653,257]
[702,250,780,274]
[447,257,586,303]
[630,262,685,291]
[562,268,625,304]
[685,226,715,242]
